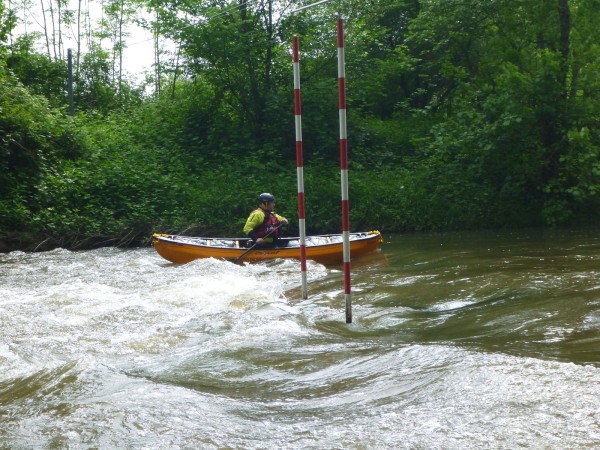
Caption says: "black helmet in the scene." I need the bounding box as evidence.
[258,193,275,204]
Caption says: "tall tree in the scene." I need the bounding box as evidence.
[0,0,16,49]
[162,0,293,141]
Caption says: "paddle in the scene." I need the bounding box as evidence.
[230,223,285,264]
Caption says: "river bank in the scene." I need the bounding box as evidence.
[0,231,148,253]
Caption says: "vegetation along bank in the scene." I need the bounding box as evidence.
[1,0,599,252]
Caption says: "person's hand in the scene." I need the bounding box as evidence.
[256,238,265,245]
[281,219,289,226]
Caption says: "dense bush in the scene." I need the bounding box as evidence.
[2,0,600,251]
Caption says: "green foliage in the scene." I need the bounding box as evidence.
[0,0,16,50]
[6,37,69,108]
[75,44,144,113]
[3,0,600,251]
[0,69,86,231]
[25,109,191,242]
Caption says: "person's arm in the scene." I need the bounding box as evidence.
[243,210,265,241]
[274,213,289,226]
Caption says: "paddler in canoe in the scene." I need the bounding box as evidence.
[243,192,289,247]
[151,192,382,264]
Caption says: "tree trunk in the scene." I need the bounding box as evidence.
[76,0,82,79]
[264,0,273,92]
[154,8,161,95]
[57,0,63,60]
[171,45,180,99]
[541,0,571,186]
[40,0,51,58]
[48,0,57,60]
[239,0,264,133]
[558,0,570,99]
[118,0,124,98]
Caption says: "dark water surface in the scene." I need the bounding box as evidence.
[0,229,599,448]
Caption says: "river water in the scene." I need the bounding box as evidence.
[0,229,599,449]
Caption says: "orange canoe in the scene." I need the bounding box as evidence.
[152,231,383,265]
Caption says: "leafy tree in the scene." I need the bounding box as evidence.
[389,0,600,226]
[4,0,600,252]
[147,0,296,148]
[0,0,16,51]
[74,43,143,113]
[0,70,86,232]
[6,35,69,107]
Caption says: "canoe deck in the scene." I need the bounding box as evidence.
[152,231,383,265]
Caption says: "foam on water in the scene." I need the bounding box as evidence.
[1,233,600,448]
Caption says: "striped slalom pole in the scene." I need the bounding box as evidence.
[337,18,352,323]
[293,36,308,300]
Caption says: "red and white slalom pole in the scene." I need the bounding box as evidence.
[293,36,308,299]
[337,18,352,323]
